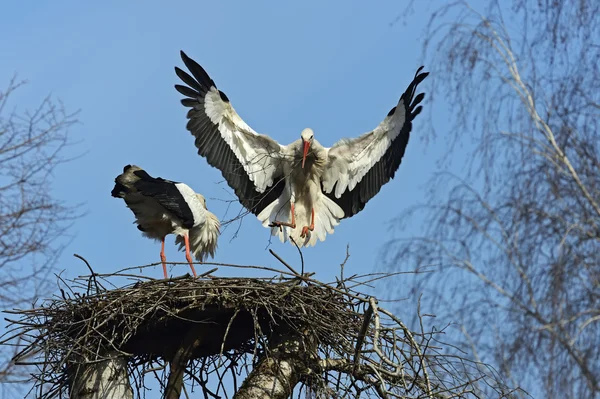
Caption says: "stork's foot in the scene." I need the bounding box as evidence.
[269,220,296,232]
[300,225,314,238]
[300,208,315,238]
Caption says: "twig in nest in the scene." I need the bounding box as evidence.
[290,237,305,275]
[220,309,240,357]
[73,254,103,294]
[269,249,301,276]
[341,245,350,273]
[199,267,218,278]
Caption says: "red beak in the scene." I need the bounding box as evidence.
[302,140,311,168]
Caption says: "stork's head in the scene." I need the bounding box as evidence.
[300,128,314,168]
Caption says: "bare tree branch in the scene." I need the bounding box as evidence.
[0,76,79,389]
[387,1,600,398]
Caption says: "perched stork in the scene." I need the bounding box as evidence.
[175,51,428,247]
[111,165,220,278]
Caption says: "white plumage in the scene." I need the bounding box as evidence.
[111,165,220,278]
[175,51,428,247]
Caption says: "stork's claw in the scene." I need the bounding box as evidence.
[300,208,315,238]
[300,225,313,238]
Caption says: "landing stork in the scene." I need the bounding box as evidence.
[175,51,428,247]
[111,165,220,278]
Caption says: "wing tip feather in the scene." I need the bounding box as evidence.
[179,50,217,89]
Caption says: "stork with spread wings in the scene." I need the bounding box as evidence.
[175,51,428,247]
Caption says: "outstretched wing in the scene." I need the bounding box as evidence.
[175,51,286,216]
[321,67,428,218]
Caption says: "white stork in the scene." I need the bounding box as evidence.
[174,51,428,247]
[111,165,220,278]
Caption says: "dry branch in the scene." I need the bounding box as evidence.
[0,76,79,387]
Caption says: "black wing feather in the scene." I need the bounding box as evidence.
[175,67,203,92]
[175,84,200,98]
[175,51,284,216]
[325,67,428,218]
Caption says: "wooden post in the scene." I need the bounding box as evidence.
[164,325,205,399]
[69,352,133,399]
[234,330,313,399]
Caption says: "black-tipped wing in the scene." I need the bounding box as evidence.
[175,51,285,216]
[321,67,428,218]
[132,170,195,228]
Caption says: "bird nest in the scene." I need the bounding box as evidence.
[2,255,509,398]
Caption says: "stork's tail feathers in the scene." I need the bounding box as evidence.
[176,210,221,261]
[257,193,344,247]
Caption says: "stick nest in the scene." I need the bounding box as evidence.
[3,261,513,398]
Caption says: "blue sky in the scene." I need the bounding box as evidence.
[1,0,454,396]
[1,1,445,284]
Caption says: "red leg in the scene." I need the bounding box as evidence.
[160,237,168,279]
[184,233,197,278]
[301,208,315,238]
[269,202,296,230]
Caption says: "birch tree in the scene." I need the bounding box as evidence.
[386,1,600,397]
